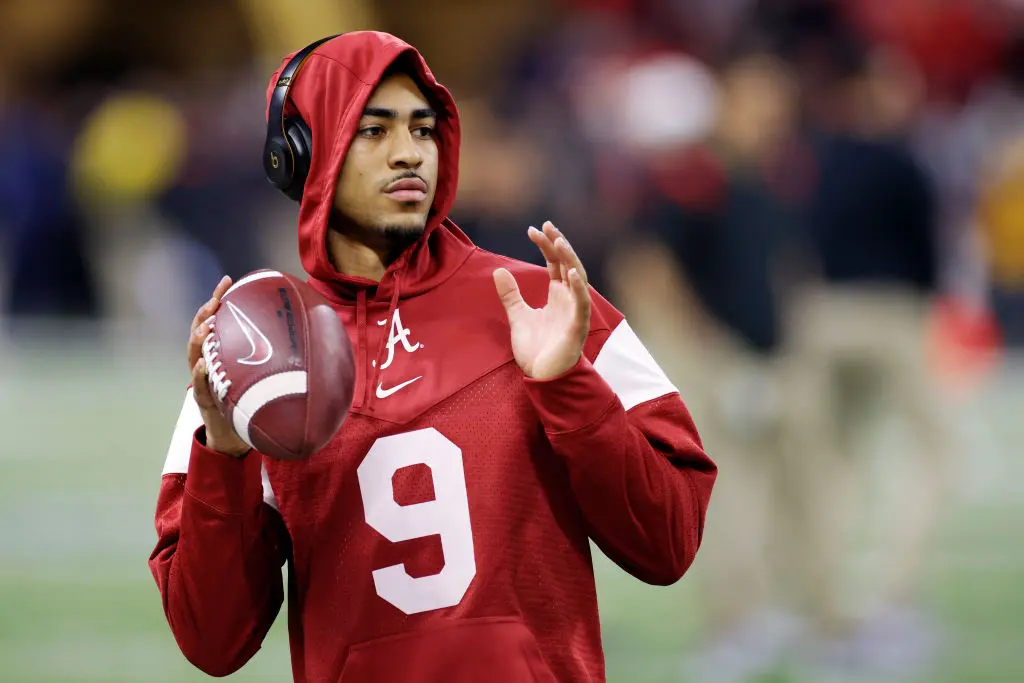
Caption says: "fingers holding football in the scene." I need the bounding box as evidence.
[186,275,232,369]
[184,274,252,457]
[191,357,216,410]
[212,274,232,300]
[189,275,232,331]
[187,313,216,371]
[191,354,250,457]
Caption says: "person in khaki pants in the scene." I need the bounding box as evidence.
[782,47,953,676]
[614,239,803,683]
[609,51,811,683]
[616,47,952,680]
[783,282,952,672]
[619,238,951,683]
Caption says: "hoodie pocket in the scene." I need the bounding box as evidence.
[337,616,559,683]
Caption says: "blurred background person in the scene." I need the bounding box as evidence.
[976,133,1024,348]
[612,49,811,683]
[950,31,1024,351]
[0,0,106,331]
[780,9,953,679]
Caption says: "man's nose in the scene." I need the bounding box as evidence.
[389,129,423,169]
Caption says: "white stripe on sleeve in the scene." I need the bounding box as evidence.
[160,387,279,510]
[261,462,279,510]
[593,319,679,411]
[162,388,203,475]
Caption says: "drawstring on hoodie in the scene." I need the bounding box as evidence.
[354,289,369,411]
[350,261,405,413]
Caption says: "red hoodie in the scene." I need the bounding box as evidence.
[150,32,716,683]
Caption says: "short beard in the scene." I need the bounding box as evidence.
[330,209,426,240]
[380,222,426,239]
[379,223,425,255]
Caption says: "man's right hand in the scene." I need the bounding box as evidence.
[188,275,251,458]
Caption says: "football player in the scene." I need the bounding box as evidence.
[150,32,717,683]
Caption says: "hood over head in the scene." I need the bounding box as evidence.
[264,31,471,302]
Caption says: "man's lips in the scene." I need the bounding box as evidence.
[385,177,428,202]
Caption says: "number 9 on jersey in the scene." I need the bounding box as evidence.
[356,428,477,615]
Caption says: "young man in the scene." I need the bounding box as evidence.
[150,32,717,683]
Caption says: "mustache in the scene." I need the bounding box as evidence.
[381,170,427,191]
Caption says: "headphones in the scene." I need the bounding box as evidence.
[263,35,341,201]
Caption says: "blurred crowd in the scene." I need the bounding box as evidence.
[1,0,1021,681]
[1,0,1020,353]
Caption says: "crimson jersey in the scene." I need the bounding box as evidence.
[149,32,717,683]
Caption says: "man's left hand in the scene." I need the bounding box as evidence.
[493,221,592,380]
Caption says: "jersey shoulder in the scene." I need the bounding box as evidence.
[448,247,666,414]
[454,247,624,335]
[366,247,631,425]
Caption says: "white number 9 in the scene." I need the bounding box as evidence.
[356,428,477,615]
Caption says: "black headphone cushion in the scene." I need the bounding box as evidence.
[282,117,313,202]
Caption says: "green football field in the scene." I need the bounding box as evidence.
[0,332,1020,683]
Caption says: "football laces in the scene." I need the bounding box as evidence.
[201,316,232,401]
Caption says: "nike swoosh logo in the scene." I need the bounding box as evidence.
[226,301,274,366]
[375,376,422,399]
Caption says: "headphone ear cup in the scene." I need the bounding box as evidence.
[264,135,294,192]
[282,117,313,202]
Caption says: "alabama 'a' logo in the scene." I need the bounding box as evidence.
[374,308,424,399]
[226,301,274,365]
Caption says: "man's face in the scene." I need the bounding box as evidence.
[333,73,439,237]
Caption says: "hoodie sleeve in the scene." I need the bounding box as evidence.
[522,292,717,586]
[148,388,289,676]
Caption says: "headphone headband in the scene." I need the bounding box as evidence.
[263,35,341,200]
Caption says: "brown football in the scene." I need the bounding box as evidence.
[201,269,355,460]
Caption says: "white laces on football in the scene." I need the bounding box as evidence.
[202,316,232,401]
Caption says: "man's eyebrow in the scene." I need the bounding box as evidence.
[361,107,437,120]
[362,107,396,119]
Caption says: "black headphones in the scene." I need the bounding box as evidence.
[263,35,341,202]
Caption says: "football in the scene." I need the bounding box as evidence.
[201,269,355,460]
